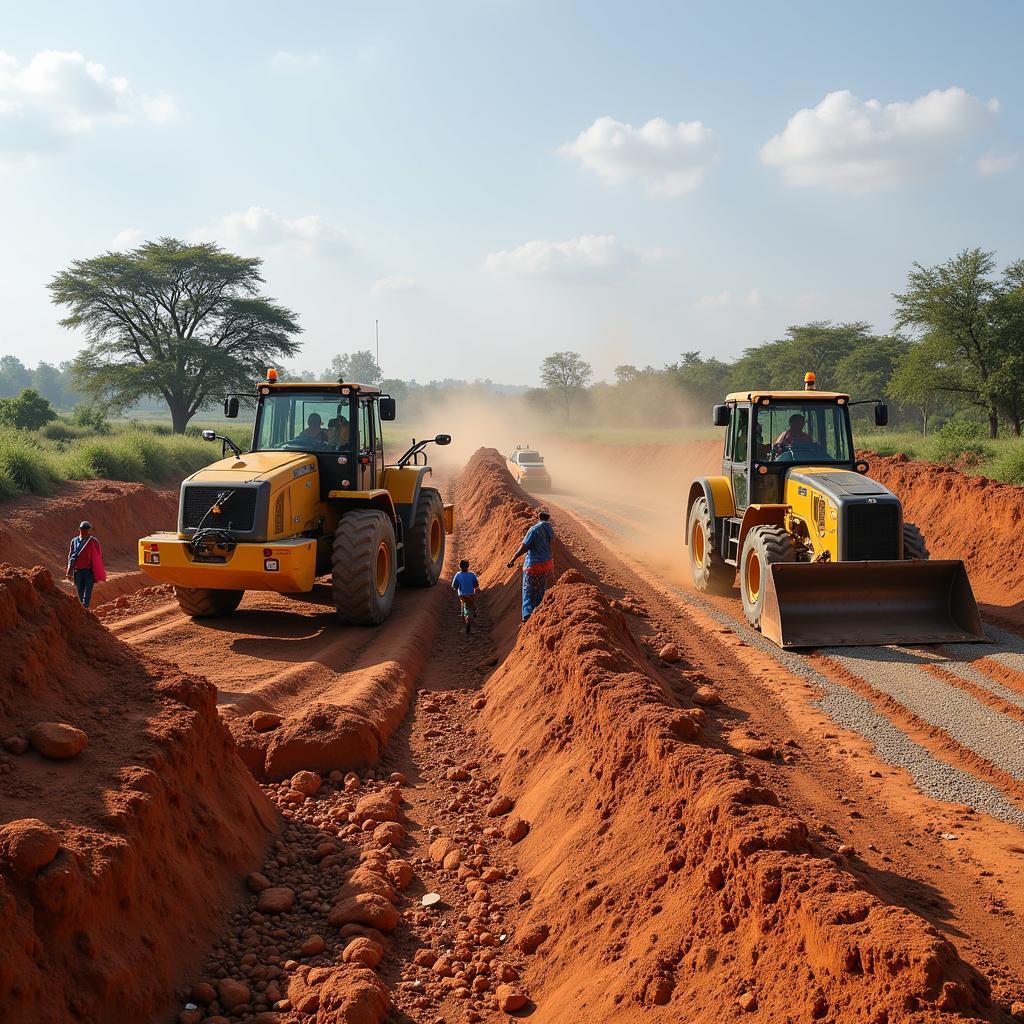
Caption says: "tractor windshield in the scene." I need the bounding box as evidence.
[754,402,852,464]
[254,392,354,453]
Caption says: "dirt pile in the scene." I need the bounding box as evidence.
[0,564,275,1024]
[0,480,178,603]
[865,453,1024,628]
[453,448,998,1023]
[455,448,585,650]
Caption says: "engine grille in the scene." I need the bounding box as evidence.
[844,503,900,561]
[181,486,258,532]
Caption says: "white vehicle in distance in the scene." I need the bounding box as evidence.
[507,445,553,492]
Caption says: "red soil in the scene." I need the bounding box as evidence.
[457,448,999,1023]
[864,454,1024,628]
[0,480,178,604]
[0,564,275,1024]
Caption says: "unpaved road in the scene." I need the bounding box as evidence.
[542,485,1024,1007]
[103,457,1024,1017]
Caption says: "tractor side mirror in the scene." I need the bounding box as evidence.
[379,397,396,421]
[712,404,730,427]
[224,396,239,418]
[202,430,216,441]
[435,434,452,446]
[874,403,889,427]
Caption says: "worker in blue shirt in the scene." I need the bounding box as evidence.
[506,509,555,622]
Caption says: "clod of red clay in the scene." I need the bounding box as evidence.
[290,769,323,796]
[0,818,60,875]
[288,964,390,1023]
[658,642,680,663]
[692,684,721,706]
[486,794,514,817]
[0,564,275,1022]
[250,710,282,732]
[28,720,88,758]
[456,448,998,1023]
[342,936,385,967]
[328,892,400,931]
[256,885,296,913]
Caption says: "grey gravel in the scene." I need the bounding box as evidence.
[553,496,1024,827]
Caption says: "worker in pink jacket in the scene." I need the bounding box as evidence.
[65,520,107,608]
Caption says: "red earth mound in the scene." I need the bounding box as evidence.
[0,564,275,1024]
[455,448,997,1023]
[0,480,178,604]
[865,453,1024,629]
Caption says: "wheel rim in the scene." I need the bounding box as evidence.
[691,520,705,567]
[375,541,391,596]
[744,548,761,604]
[429,516,443,562]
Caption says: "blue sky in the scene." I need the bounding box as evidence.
[1,0,1021,384]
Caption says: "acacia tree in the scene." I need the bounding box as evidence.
[893,249,1003,437]
[540,350,592,421]
[49,238,302,433]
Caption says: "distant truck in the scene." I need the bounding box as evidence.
[507,446,552,492]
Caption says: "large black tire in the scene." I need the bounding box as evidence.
[401,487,445,587]
[332,510,397,625]
[739,525,797,631]
[686,497,732,594]
[903,521,929,560]
[174,586,244,618]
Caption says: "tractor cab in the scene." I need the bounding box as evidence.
[226,377,396,499]
[713,376,879,511]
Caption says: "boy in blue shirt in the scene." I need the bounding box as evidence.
[451,559,480,632]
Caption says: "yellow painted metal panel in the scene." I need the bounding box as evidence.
[724,390,849,403]
[381,465,428,504]
[138,533,317,593]
[187,451,316,482]
[443,503,455,534]
[705,476,736,518]
[782,476,839,560]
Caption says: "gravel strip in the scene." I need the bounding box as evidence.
[825,646,1024,783]
[554,498,1024,826]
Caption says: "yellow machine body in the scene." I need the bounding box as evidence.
[686,385,985,648]
[139,380,454,622]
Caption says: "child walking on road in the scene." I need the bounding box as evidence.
[451,558,480,633]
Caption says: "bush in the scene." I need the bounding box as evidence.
[929,419,994,467]
[0,430,61,495]
[40,419,91,442]
[0,388,57,431]
[72,403,111,434]
[987,444,1024,485]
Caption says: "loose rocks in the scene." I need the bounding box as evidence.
[28,722,87,759]
[0,819,61,875]
[256,886,295,914]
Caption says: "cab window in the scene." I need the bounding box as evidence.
[254,393,353,452]
[756,402,852,463]
[726,406,749,462]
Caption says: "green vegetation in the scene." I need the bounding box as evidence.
[49,237,302,433]
[0,420,216,502]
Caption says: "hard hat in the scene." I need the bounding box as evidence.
[79,521,92,530]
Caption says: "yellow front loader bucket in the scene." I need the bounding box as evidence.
[759,560,986,649]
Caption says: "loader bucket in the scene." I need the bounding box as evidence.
[759,560,986,649]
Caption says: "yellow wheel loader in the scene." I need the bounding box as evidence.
[138,371,454,625]
[685,373,985,648]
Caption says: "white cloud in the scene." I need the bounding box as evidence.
[110,227,145,249]
[559,115,716,196]
[371,275,419,297]
[483,234,639,281]
[0,50,177,158]
[977,149,1019,176]
[694,288,762,312]
[192,206,348,257]
[760,87,999,193]
[270,51,327,71]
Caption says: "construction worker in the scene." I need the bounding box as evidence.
[65,520,107,608]
[773,413,813,454]
[507,509,555,622]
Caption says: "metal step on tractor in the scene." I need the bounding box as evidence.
[139,370,454,625]
[685,372,985,648]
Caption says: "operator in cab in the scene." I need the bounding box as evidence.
[773,413,813,455]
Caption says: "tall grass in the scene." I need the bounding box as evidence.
[0,425,213,503]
